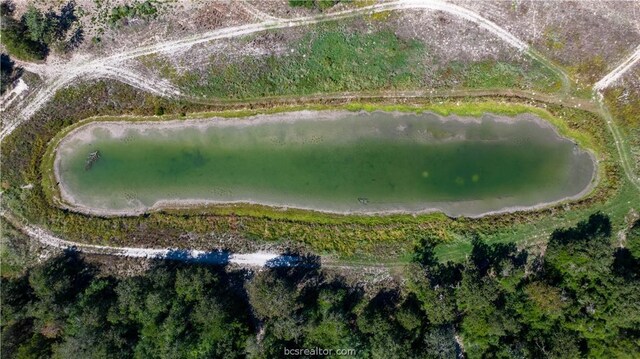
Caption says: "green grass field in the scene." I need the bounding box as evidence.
[139,24,562,100]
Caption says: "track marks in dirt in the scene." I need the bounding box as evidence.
[594,45,640,91]
[1,0,531,141]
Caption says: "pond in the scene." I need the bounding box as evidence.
[53,110,596,216]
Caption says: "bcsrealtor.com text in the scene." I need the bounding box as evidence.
[284,347,357,356]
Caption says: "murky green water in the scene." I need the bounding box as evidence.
[54,111,595,216]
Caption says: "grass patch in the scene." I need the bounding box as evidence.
[437,180,639,262]
[568,55,607,86]
[166,25,561,100]
[438,60,562,93]
[0,221,33,277]
[604,86,640,177]
[180,28,425,99]
[289,0,345,11]
[109,0,158,26]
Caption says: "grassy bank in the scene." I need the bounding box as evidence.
[1,79,629,262]
[42,101,600,219]
[140,23,562,100]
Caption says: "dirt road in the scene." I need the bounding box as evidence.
[1,210,302,267]
[1,0,531,140]
[593,45,640,191]
[594,45,640,91]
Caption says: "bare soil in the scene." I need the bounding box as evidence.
[450,0,640,86]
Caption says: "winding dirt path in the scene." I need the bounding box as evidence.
[593,45,640,91]
[1,0,531,140]
[0,210,301,267]
[593,44,640,191]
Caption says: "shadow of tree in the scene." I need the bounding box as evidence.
[67,27,84,50]
[163,249,231,266]
[1,53,24,94]
[265,251,320,268]
[56,1,77,35]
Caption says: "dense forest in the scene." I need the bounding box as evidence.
[2,213,639,358]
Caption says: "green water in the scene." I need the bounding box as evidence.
[54,111,596,216]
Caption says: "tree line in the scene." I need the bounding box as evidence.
[2,213,639,358]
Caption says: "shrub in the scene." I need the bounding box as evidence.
[109,0,157,26]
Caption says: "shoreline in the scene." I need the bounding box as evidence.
[51,109,599,218]
[52,109,565,143]
[50,178,598,218]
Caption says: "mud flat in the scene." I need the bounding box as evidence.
[53,110,596,217]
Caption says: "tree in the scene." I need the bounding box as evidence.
[422,326,458,359]
[626,220,640,258]
[0,1,79,60]
[0,2,48,60]
[23,5,51,43]
[540,213,640,357]
[3,213,639,358]
[413,235,440,269]
[0,0,15,16]
[53,278,133,358]
[246,270,301,321]
[544,212,613,289]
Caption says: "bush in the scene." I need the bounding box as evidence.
[0,4,48,61]
[109,0,158,26]
[288,0,315,9]
[289,0,342,11]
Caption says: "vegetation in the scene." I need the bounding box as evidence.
[569,55,608,86]
[1,73,629,263]
[109,0,158,26]
[604,85,640,177]
[0,5,637,356]
[2,214,638,357]
[439,60,561,92]
[164,25,560,99]
[288,0,346,11]
[0,1,48,60]
[0,221,34,277]
[181,29,425,99]
[0,53,23,94]
[0,252,252,358]
[0,0,80,60]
